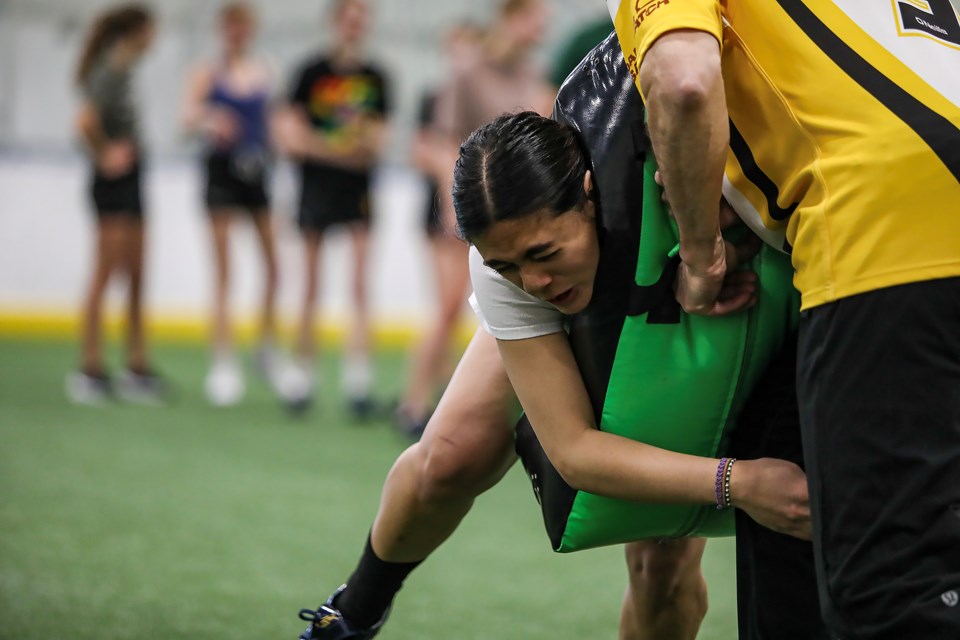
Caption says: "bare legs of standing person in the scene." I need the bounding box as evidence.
[124,217,147,373]
[396,235,471,436]
[289,222,373,415]
[250,209,280,354]
[205,209,244,404]
[70,215,161,404]
[287,229,324,412]
[80,217,129,380]
[204,208,281,405]
[341,222,375,416]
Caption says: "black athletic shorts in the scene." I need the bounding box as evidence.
[204,151,269,211]
[91,162,143,218]
[797,277,960,640]
[298,182,370,233]
[730,335,828,640]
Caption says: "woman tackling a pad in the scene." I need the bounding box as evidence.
[294,35,826,640]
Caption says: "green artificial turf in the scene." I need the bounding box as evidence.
[0,338,739,639]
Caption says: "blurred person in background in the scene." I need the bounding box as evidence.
[181,2,283,407]
[394,22,484,437]
[275,0,389,417]
[68,3,164,405]
[395,0,553,437]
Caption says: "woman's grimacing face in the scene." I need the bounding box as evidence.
[472,172,600,315]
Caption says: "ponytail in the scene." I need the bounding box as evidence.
[75,4,153,86]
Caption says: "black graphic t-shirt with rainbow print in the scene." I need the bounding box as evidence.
[289,55,390,193]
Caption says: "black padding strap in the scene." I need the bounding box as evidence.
[627,255,682,324]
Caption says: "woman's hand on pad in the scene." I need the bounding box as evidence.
[730,458,812,541]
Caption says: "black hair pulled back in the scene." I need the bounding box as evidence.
[453,111,591,242]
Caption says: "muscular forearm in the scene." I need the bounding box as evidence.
[641,31,728,266]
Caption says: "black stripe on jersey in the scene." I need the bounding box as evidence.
[729,119,799,222]
[777,0,960,184]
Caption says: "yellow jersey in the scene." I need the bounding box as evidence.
[608,0,960,309]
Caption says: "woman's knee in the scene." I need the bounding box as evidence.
[417,420,514,504]
[624,539,706,593]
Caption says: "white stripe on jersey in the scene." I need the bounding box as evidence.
[606,0,620,22]
[832,0,960,106]
[721,177,790,254]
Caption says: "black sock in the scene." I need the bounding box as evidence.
[335,534,423,629]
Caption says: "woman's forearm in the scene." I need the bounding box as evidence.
[499,333,719,505]
[551,426,718,505]
[495,312,809,536]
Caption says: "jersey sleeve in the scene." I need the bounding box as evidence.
[468,246,566,340]
[611,0,722,98]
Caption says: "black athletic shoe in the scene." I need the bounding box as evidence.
[116,368,169,405]
[347,396,377,422]
[296,585,385,639]
[393,407,430,441]
[285,393,314,417]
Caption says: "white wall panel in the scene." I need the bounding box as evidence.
[0,157,437,323]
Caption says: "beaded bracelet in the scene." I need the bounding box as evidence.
[714,457,728,509]
[723,458,737,509]
[715,457,737,510]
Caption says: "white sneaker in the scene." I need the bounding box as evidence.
[341,353,373,399]
[276,357,315,414]
[255,343,287,396]
[65,371,112,406]
[205,356,245,407]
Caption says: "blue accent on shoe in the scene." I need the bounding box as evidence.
[296,585,386,639]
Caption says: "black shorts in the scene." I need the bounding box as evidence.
[204,151,269,211]
[424,180,442,237]
[298,180,371,233]
[91,163,143,218]
[730,335,828,640]
[797,277,960,640]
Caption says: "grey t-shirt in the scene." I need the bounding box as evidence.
[433,50,549,142]
[468,246,566,340]
[84,56,138,142]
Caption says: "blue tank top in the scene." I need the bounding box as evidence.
[207,70,270,152]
